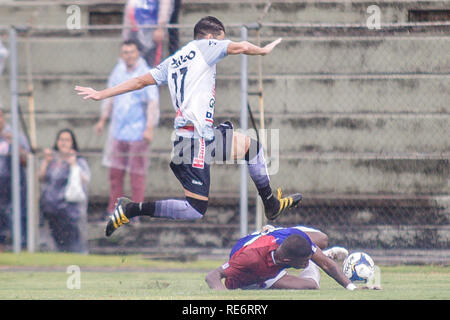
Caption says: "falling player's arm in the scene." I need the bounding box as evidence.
[205,267,227,290]
[311,248,356,290]
[75,73,156,101]
[227,38,282,56]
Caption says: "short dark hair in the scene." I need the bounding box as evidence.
[279,234,312,259]
[122,38,141,51]
[194,16,226,39]
[53,128,79,152]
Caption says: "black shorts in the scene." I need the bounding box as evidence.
[169,121,234,197]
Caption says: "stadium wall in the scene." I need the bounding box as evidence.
[0,0,448,261]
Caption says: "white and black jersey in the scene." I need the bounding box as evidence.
[150,39,231,141]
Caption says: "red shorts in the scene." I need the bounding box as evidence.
[110,139,149,175]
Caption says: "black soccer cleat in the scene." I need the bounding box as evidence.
[105,197,132,237]
[264,188,302,220]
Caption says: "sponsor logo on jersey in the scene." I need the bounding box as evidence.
[205,111,214,123]
[191,179,203,186]
[209,98,215,108]
[205,98,215,124]
[193,138,205,169]
[171,50,196,68]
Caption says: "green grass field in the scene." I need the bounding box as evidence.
[0,252,449,300]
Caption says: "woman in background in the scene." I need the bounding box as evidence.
[39,129,90,253]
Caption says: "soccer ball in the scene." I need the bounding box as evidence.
[342,252,375,282]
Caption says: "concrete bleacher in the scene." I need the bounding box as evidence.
[1,0,449,25]
[0,0,449,256]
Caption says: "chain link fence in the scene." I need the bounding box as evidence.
[0,20,448,258]
[244,24,449,253]
[244,23,449,254]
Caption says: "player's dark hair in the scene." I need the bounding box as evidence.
[194,16,226,39]
[122,39,141,51]
[280,234,312,259]
[53,128,79,152]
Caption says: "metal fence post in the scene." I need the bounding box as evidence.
[240,25,248,238]
[27,154,38,252]
[9,26,21,253]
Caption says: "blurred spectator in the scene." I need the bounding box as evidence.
[168,0,181,55]
[0,108,30,250]
[39,129,90,254]
[95,39,159,219]
[122,0,173,67]
[0,39,8,75]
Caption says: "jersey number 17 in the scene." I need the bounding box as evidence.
[171,67,188,109]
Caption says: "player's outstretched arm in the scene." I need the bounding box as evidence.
[312,248,354,290]
[75,73,156,101]
[205,267,227,290]
[227,38,282,56]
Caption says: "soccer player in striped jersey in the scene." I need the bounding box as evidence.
[75,16,302,237]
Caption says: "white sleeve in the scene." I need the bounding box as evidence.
[195,39,231,66]
[149,57,171,85]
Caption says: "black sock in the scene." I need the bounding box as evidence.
[258,184,273,200]
[259,185,280,213]
[126,201,156,218]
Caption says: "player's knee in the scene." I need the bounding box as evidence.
[244,138,262,162]
[186,196,208,215]
[232,132,251,160]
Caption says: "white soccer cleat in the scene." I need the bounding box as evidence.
[323,246,349,261]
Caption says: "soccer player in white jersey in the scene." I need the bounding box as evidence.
[75,16,303,237]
